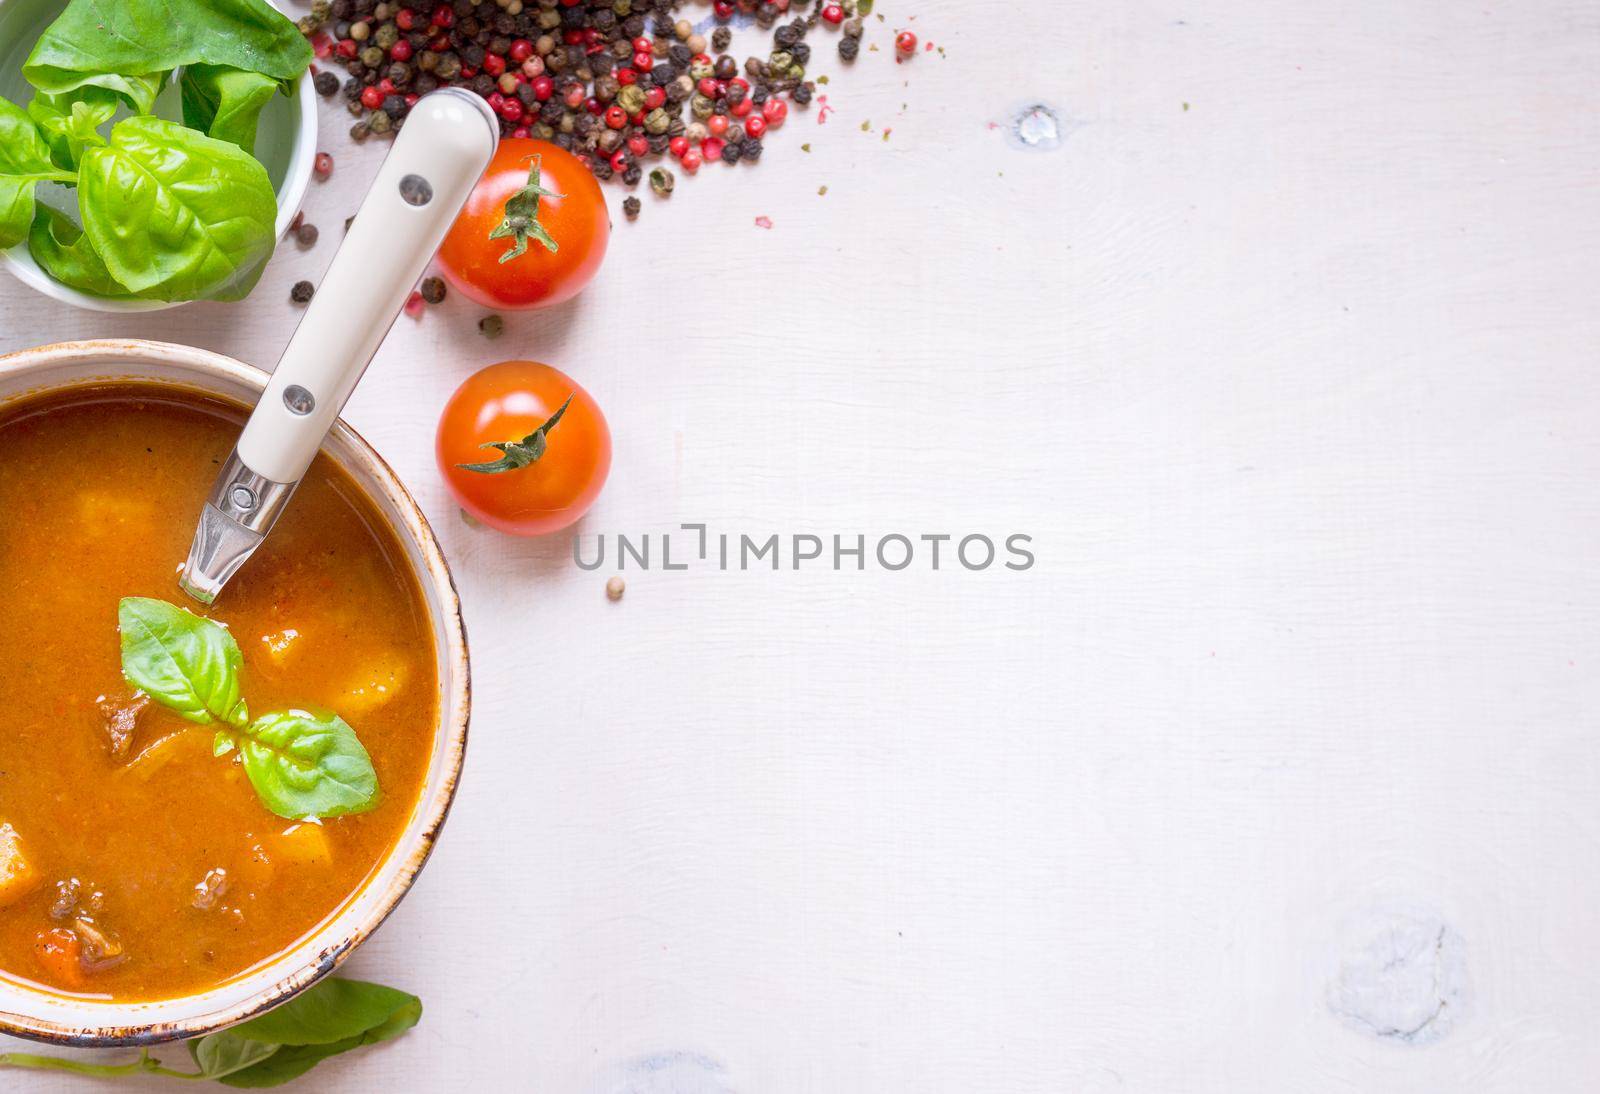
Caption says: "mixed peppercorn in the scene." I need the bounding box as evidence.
[304,0,886,187]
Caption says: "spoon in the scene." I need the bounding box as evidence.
[181,88,500,605]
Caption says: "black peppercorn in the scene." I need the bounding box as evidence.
[290,280,315,304]
[622,163,642,185]
[420,276,447,304]
[791,42,810,65]
[793,83,812,106]
[720,140,740,165]
[342,76,363,101]
[711,26,731,51]
[622,195,641,219]
[469,73,495,96]
[386,62,412,87]
[774,25,798,48]
[382,94,406,117]
[713,54,737,80]
[295,222,319,247]
[741,138,762,162]
[315,71,341,97]
[838,36,859,61]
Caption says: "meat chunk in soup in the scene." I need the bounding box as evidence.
[97,693,148,761]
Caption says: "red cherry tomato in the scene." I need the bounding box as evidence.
[436,361,611,537]
[437,139,609,311]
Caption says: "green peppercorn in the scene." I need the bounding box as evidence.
[360,45,384,68]
[374,22,399,49]
[617,83,646,114]
[644,107,670,135]
[478,314,504,338]
[690,93,714,119]
[648,167,674,197]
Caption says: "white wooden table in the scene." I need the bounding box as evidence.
[6,0,1600,1089]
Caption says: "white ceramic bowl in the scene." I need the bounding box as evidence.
[0,340,470,1046]
[0,0,318,312]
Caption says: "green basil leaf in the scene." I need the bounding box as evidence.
[24,0,310,104]
[0,97,71,249]
[181,65,280,154]
[201,978,421,1088]
[237,711,380,819]
[223,979,422,1047]
[118,596,247,726]
[216,1038,360,1088]
[77,116,276,301]
[27,88,115,169]
[189,1035,281,1080]
[28,206,135,298]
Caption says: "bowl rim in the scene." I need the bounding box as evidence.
[0,338,470,1046]
[0,67,318,315]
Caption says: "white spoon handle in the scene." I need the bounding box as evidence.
[181,89,499,604]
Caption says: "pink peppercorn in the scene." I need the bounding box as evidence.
[763,98,787,126]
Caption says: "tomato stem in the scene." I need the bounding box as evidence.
[487,155,563,264]
[457,394,574,474]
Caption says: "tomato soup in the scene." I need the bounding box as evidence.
[0,384,437,1000]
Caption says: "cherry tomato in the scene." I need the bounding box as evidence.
[436,361,611,536]
[437,139,609,311]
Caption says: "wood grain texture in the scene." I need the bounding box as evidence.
[3,0,1599,1089]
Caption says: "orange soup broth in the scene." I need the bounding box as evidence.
[0,385,437,1000]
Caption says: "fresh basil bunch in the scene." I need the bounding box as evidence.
[119,597,381,819]
[0,976,421,1087]
[0,0,312,302]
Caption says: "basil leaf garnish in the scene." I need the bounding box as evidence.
[26,87,115,171]
[0,98,74,250]
[118,597,247,727]
[23,0,311,107]
[180,65,280,155]
[77,116,277,302]
[28,206,135,299]
[235,711,380,820]
[0,977,420,1086]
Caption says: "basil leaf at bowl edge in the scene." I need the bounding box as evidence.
[0,98,74,249]
[29,206,135,298]
[193,978,421,1088]
[237,711,380,819]
[24,0,311,103]
[181,65,281,155]
[119,596,248,726]
[78,116,277,302]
